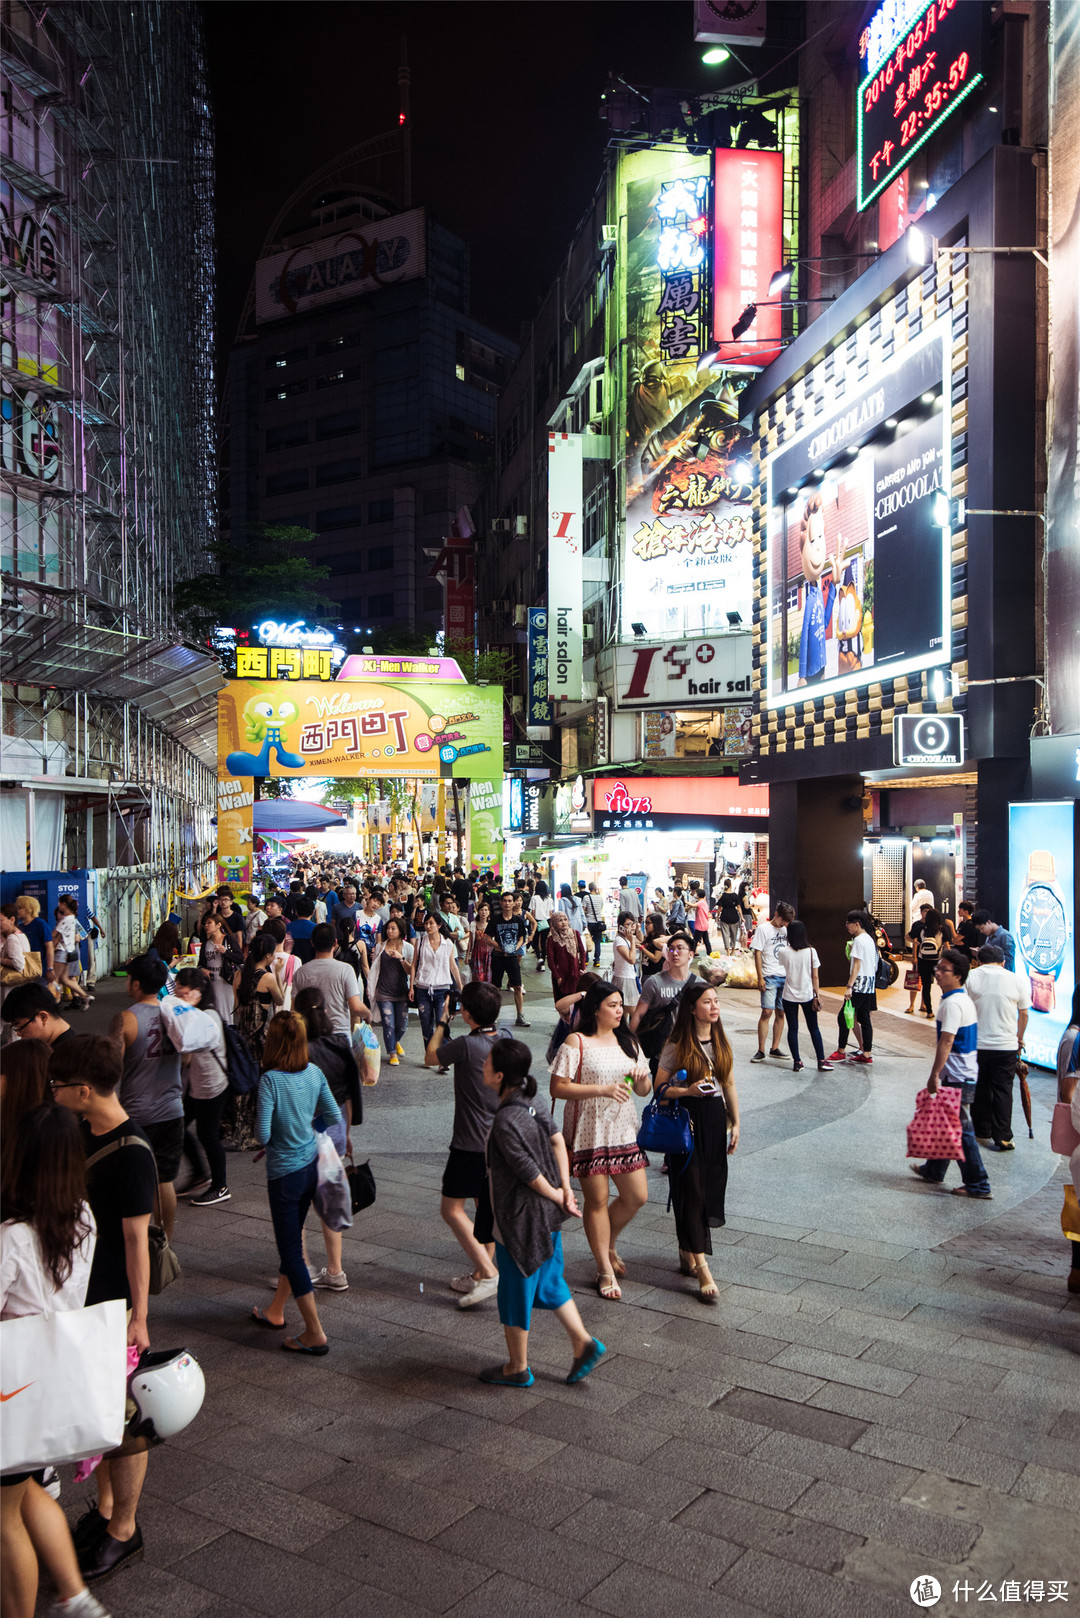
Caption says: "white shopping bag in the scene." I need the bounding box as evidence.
[0,1298,127,1471]
[312,1131,353,1233]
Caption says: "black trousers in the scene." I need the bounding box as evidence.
[587,921,604,965]
[971,1048,1018,1144]
[184,1091,229,1191]
[837,992,874,1053]
[918,957,937,1014]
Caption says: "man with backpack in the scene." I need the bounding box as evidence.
[629,931,697,1074]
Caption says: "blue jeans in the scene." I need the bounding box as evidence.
[414,985,449,1044]
[377,998,408,1055]
[919,1092,991,1195]
[267,1157,318,1297]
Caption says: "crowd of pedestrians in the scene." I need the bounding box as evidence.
[2,850,1076,1608]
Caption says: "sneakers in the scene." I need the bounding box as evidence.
[389,1054,400,1066]
[42,1465,61,1500]
[817,1060,834,1072]
[190,1186,231,1207]
[178,1177,212,1199]
[450,1273,477,1294]
[515,1016,530,1029]
[851,1052,873,1064]
[827,1049,849,1062]
[457,1274,498,1309]
[47,1591,111,1617]
[750,1050,766,1063]
[312,1267,349,1290]
[395,1041,405,1056]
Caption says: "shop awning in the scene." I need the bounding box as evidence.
[252,800,348,834]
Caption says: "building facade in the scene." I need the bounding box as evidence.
[222,183,516,638]
[1,0,219,961]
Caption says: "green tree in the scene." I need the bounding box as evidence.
[174,525,332,667]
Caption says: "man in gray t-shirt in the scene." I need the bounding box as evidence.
[110,954,184,1240]
[294,925,370,1035]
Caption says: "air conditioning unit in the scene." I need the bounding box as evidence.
[491,598,510,613]
[513,604,528,628]
[583,622,594,641]
[599,225,617,252]
[587,376,604,427]
[510,695,523,714]
[514,514,528,536]
[491,518,512,533]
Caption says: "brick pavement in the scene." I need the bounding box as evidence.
[47,976,1078,1617]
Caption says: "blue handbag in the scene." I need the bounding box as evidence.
[636,1072,695,1159]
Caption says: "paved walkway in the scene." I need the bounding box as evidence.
[54,971,1078,1618]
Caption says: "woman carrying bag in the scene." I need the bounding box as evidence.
[655,981,741,1304]
[914,909,948,1019]
[776,920,832,1073]
[228,934,285,1152]
[1,1105,108,1618]
[548,980,651,1301]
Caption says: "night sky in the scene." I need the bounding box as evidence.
[203,0,793,358]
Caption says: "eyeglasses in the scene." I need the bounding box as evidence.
[10,1019,33,1035]
[49,1080,85,1092]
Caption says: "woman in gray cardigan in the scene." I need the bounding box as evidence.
[480,1038,606,1388]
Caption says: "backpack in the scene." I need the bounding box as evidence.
[635,989,682,1066]
[214,1023,261,1095]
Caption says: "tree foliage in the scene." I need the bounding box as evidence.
[175,526,332,663]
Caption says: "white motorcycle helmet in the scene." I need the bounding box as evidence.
[127,1349,205,1442]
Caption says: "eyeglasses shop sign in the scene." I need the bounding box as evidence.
[602,634,753,709]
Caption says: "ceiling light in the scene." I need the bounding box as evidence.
[702,46,729,64]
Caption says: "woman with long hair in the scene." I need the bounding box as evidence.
[557,882,586,935]
[611,915,641,1012]
[639,912,668,980]
[914,908,948,1019]
[51,895,92,1009]
[655,981,741,1303]
[776,919,831,1073]
[549,981,651,1301]
[149,919,181,965]
[469,901,494,984]
[251,1012,340,1353]
[547,910,588,1003]
[527,880,554,972]
[365,917,414,1066]
[0,1043,51,1192]
[293,986,361,1292]
[174,967,231,1207]
[228,932,285,1151]
[1,1105,104,1618]
[410,914,464,1045]
[478,1039,605,1388]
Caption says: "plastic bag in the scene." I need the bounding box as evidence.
[312,1130,353,1231]
[354,1021,381,1087]
[906,1084,963,1161]
[158,995,219,1053]
[842,998,855,1030]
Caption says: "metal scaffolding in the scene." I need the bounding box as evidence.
[1,0,219,944]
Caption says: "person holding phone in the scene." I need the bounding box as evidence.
[655,981,741,1304]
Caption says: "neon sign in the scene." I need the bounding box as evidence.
[856,0,985,211]
[604,782,654,816]
[257,619,337,649]
[711,148,784,366]
[656,175,709,361]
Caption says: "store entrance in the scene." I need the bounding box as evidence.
[912,842,957,922]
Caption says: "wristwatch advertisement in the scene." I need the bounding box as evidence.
[1015,848,1072,1013]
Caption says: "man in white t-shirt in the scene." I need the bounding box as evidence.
[911,948,991,1197]
[910,880,935,918]
[830,910,879,1065]
[751,902,795,1062]
[968,943,1030,1151]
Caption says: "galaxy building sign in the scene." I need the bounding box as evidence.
[255,207,427,323]
[765,325,952,707]
[622,155,755,641]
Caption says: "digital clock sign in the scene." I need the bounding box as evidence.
[856,0,986,212]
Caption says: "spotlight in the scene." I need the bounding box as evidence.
[726,611,743,627]
[730,458,753,485]
[702,46,729,64]
[767,264,794,298]
[731,303,758,340]
[631,622,648,637]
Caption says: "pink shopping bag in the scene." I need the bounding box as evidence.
[906,1084,964,1161]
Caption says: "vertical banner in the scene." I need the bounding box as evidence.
[467,777,503,877]
[215,695,254,885]
[1047,0,1080,734]
[527,609,553,730]
[547,433,584,703]
[712,147,785,367]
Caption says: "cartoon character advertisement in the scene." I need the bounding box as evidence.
[623,162,755,639]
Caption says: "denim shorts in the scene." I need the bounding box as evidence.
[759,975,785,1010]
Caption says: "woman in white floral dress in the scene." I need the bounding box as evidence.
[549,980,651,1300]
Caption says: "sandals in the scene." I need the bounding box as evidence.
[251,1306,286,1330]
[281,1336,329,1355]
[694,1261,719,1305]
[609,1252,627,1279]
[596,1273,622,1301]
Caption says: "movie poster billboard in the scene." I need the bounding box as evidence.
[765,325,951,706]
[623,157,754,639]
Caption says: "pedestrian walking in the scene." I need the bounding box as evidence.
[365,918,414,1066]
[655,980,741,1303]
[910,948,992,1198]
[611,916,640,1012]
[558,883,586,935]
[968,944,1030,1151]
[251,1012,340,1352]
[173,967,231,1208]
[639,912,668,980]
[480,1038,606,1387]
[751,902,794,1062]
[716,882,742,954]
[912,909,949,1018]
[777,920,832,1072]
[293,987,362,1292]
[616,876,642,923]
[546,910,588,1004]
[468,901,494,983]
[691,890,714,957]
[972,909,1016,973]
[527,881,554,971]
[485,893,530,1028]
[549,980,651,1300]
[581,884,605,968]
[830,911,879,1065]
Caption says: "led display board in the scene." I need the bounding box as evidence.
[765,323,951,708]
[856,0,986,211]
[592,775,769,832]
[1008,801,1077,1069]
[711,147,785,367]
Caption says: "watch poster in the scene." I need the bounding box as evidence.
[1008,801,1077,1070]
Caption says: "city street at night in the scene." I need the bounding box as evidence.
[57,980,1077,1618]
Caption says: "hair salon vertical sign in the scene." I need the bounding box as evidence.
[547,432,584,703]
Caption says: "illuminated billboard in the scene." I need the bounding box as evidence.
[1008,801,1076,1070]
[856,0,986,211]
[254,207,426,323]
[592,775,769,832]
[765,323,951,707]
[711,147,785,367]
[623,154,754,640]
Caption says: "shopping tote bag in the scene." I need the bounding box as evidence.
[0,1298,127,1471]
[906,1085,964,1162]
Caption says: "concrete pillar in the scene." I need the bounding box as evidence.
[767,774,866,984]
